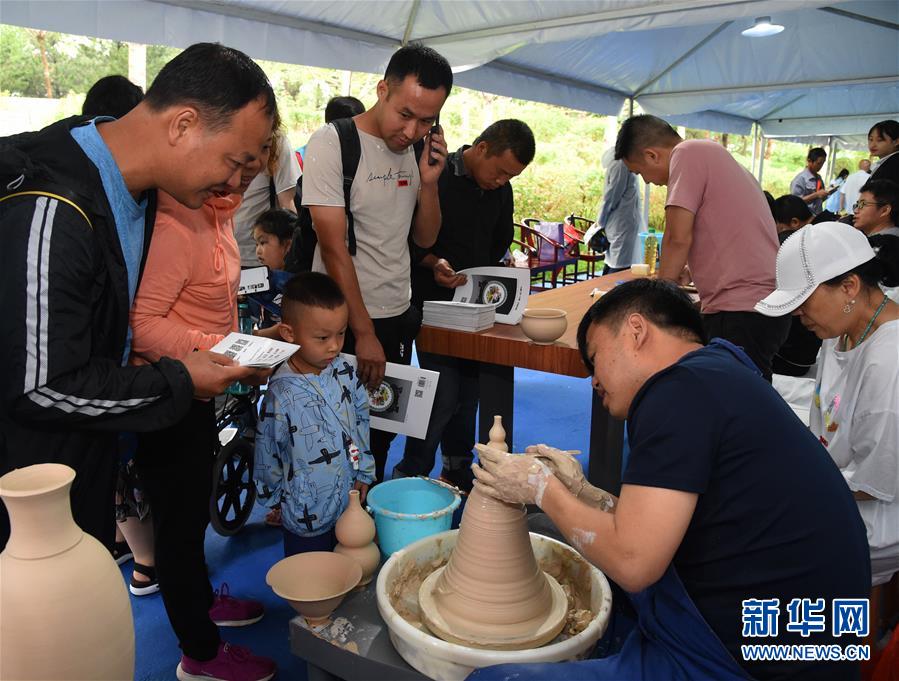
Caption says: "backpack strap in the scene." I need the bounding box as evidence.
[331,117,362,256]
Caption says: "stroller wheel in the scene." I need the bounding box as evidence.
[210,437,256,536]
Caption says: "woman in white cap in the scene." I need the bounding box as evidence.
[757,222,899,595]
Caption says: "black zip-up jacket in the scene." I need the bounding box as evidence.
[0,117,194,545]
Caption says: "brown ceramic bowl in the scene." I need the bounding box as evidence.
[520,308,568,345]
[266,551,362,625]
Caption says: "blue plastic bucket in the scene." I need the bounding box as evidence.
[366,477,461,556]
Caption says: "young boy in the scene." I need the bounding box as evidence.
[254,272,375,556]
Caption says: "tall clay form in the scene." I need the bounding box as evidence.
[418,485,567,650]
[0,464,134,680]
[334,489,379,586]
[488,415,509,452]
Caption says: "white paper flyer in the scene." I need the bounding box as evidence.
[339,354,439,439]
[210,333,298,368]
[451,266,530,324]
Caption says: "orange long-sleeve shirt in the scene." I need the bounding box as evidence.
[129,191,241,365]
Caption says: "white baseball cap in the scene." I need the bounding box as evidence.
[756,221,876,316]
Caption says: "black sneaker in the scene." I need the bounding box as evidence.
[111,540,133,566]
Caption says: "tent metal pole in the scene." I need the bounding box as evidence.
[643,183,651,229]
[628,97,634,117]
[825,136,835,184]
[750,122,759,175]
[758,134,767,187]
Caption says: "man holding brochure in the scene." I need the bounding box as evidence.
[398,119,535,488]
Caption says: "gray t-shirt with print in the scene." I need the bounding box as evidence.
[302,124,420,319]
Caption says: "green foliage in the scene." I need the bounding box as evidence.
[0,25,871,228]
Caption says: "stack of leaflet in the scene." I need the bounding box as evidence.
[422,301,496,332]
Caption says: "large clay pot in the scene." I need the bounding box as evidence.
[334,489,375,547]
[0,464,134,680]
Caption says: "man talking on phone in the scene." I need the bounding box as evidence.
[302,43,453,481]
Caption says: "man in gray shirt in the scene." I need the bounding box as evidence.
[790,147,829,214]
[597,148,643,273]
[302,43,452,481]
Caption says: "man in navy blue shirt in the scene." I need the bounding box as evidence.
[472,279,870,681]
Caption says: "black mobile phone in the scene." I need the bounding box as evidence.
[428,115,440,166]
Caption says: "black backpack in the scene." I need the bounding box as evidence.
[290,118,423,272]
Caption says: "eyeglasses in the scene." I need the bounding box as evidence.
[853,199,886,211]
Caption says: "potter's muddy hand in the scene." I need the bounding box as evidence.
[472,444,553,507]
[526,444,617,512]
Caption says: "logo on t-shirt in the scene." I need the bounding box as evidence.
[367,168,414,188]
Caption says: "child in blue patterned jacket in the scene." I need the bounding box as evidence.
[253,272,375,556]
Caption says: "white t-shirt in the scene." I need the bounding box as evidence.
[811,319,899,585]
[839,170,871,214]
[302,124,420,319]
[233,134,302,267]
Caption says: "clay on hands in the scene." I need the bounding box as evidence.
[473,444,553,506]
[526,444,617,512]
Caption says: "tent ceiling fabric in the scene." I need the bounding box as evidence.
[2,0,896,136]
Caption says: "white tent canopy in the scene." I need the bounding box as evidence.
[2,0,897,137]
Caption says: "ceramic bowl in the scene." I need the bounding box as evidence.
[266,551,362,625]
[520,308,568,345]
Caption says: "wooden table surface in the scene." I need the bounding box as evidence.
[416,271,635,376]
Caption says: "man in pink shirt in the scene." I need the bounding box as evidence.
[615,115,789,380]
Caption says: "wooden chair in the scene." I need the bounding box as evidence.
[563,214,605,280]
[515,221,579,290]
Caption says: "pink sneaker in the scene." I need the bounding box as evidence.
[209,583,264,627]
[176,642,275,681]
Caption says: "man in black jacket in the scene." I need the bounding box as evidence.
[0,43,276,552]
[396,119,535,488]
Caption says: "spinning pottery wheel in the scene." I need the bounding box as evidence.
[418,486,568,650]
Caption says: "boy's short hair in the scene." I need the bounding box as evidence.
[576,279,707,373]
[254,208,298,242]
[82,75,144,119]
[473,119,536,166]
[614,115,681,161]
[281,272,346,324]
[144,43,276,131]
[384,42,453,95]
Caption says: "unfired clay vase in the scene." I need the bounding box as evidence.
[488,415,509,452]
[266,551,362,625]
[418,485,568,650]
[334,489,379,585]
[0,464,135,680]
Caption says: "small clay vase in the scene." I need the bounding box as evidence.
[488,415,509,452]
[0,464,135,679]
[334,542,381,586]
[334,489,379,585]
[335,489,376,547]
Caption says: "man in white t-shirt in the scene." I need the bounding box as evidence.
[302,44,452,481]
[839,158,871,214]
